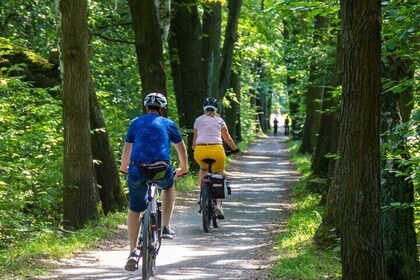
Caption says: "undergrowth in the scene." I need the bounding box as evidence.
[0,212,126,279]
[271,140,341,279]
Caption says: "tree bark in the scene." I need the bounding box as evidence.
[202,2,222,98]
[339,1,385,278]
[380,70,419,280]
[60,0,98,228]
[129,0,167,107]
[155,0,171,45]
[169,0,205,162]
[298,63,323,153]
[313,28,342,245]
[310,27,341,195]
[218,0,243,99]
[389,56,414,123]
[299,15,327,154]
[89,77,125,214]
[224,68,241,141]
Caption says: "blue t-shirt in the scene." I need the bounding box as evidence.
[125,113,182,176]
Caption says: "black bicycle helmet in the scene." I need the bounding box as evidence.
[203,97,218,112]
[144,92,168,109]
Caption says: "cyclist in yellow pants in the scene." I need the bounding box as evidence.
[192,98,239,218]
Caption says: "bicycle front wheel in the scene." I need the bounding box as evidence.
[201,184,211,233]
[141,210,155,279]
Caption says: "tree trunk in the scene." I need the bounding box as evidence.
[311,88,333,178]
[389,56,414,123]
[287,77,300,131]
[282,20,300,132]
[218,0,243,99]
[298,63,323,153]
[380,70,419,280]
[89,77,125,214]
[169,0,205,162]
[155,0,171,45]
[202,2,222,98]
[313,29,342,245]
[299,15,327,154]
[129,0,167,106]
[339,1,385,278]
[60,0,98,229]
[313,100,340,245]
[310,27,340,195]
[225,68,241,141]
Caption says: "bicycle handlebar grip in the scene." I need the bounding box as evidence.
[173,171,188,178]
[226,149,240,156]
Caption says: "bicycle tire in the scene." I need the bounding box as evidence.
[201,184,211,233]
[157,201,162,253]
[212,207,219,228]
[141,210,154,279]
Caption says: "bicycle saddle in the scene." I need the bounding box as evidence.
[140,161,169,180]
[202,158,216,165]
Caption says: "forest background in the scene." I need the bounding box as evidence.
[0,0,419,279]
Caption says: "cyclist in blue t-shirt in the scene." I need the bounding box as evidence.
[120,92,188,271]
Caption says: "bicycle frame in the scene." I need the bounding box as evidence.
[137,180,162,279]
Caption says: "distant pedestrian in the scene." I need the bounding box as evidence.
[273,118,279,135]
[284,116,290,136]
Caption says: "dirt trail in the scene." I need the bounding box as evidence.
[38,134,299,280]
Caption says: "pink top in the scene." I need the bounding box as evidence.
[194,114,226,144]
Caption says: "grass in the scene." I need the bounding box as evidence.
[271,140,341,279]
[1,212,127,279]
[175,172,199,191]
[1,165,239,279]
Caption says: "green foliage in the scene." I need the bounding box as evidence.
[174,173,199,192]
[0,212,126,278]
[0,1,57,56]
[0,75,63,253]
[382,1,419,56]
[380,110,420,237]
[272,143,341,279]
[2,0,417,277]
[381,117,420,187]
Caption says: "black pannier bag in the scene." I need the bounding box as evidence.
[210,174,227,199]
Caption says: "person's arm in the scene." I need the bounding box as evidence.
[120,142,133,174]
[221,126,237,151]
[173,140,188,178]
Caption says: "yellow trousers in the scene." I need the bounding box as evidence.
[194,145,226,173]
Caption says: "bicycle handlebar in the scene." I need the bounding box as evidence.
[225,148,240,156]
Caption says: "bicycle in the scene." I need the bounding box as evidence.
[198,150,238,233]
[131,161,168,279]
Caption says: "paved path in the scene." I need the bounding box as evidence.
[39,135,299,280]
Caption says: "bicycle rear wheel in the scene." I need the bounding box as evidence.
[201,184,212,233]
[141,210,155,279]
[212,205,219,228]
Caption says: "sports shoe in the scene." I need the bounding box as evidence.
[162,226,175,239]
[124,251,139,271]
[215,205,224,219]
